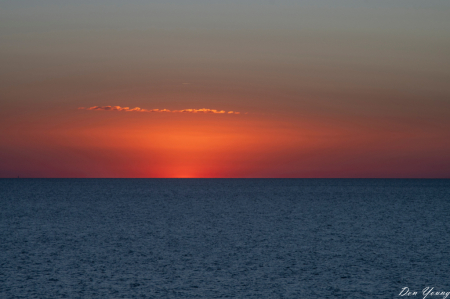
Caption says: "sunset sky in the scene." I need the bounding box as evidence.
[1,0,449,178]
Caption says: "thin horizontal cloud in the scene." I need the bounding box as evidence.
[79,106,241,114]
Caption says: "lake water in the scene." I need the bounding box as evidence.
[1,179,449,298]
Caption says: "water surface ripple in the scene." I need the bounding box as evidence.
[1,179,449,298]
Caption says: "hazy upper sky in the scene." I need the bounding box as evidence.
[1,0,449,177]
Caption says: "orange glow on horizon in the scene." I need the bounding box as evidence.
[1,103,449,178]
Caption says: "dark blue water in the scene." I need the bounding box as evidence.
[1,179,449,298]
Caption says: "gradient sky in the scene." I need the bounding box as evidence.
[1,0,449,178]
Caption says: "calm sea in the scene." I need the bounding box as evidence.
[1,179,449,298]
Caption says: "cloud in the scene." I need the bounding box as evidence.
[79,106,241,114]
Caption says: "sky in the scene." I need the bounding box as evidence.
[1,0,449,178]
